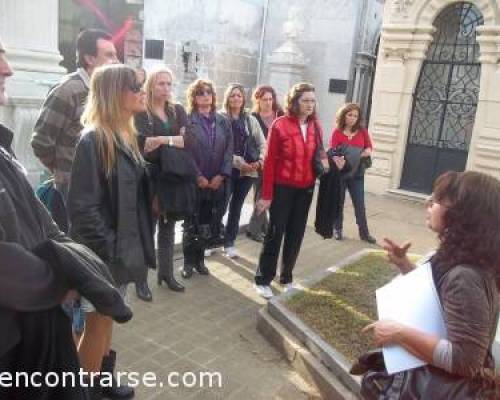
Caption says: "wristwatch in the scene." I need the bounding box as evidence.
[168,136,173,147]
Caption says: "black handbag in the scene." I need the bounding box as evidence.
[160,146,198,182]
[358,359,498,399]
[186,186,226,250]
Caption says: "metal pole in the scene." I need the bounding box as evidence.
[256,0,270,85]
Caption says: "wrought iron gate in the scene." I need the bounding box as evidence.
[400,2,483,194]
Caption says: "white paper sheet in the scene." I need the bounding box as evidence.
[375,262,447,374]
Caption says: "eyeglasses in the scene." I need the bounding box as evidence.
[195,89,213,97]
[128,82,143,94]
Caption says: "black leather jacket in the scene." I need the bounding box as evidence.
[68,129,156,285]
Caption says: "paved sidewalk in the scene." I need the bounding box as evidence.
[114,192,437,399]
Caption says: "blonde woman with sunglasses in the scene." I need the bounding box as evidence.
[68,64,155,399]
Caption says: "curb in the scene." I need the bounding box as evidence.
[257,308,359,400]
[256,249,383,399]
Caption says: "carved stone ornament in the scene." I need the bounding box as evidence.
[392,0,414,18]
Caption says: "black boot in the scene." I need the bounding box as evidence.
[194,249,209,275]
[157,217,185,291]
[157,252,185,292]
[181,265,194,279]
[158,273,185,291]
[100,350,135,399]
[359,227,376,244]
[84,379,102,400]
[181,252,196,279]
[158,270,185,291]
[135,281,152,302]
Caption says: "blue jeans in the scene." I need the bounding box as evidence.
[224,172,255,247]
[334,176,369,234]
[61,299,85,335]
[57,181,85,334]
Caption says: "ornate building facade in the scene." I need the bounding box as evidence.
[367,0,500,195]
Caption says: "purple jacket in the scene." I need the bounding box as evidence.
[187,111,233,179]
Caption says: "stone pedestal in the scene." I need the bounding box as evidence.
[267,6,306,103]
[0,0,66,185]
[267,40,306,103]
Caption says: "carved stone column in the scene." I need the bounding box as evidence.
[365,24,434,194]
[0,0,66,184]
[467,25,500,179]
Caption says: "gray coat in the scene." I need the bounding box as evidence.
[220,111,266,178]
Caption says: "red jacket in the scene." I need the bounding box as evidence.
[262,115,322,201]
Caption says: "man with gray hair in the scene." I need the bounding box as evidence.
[1,41,84,399]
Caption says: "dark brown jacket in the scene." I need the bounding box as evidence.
[434,263,499,378]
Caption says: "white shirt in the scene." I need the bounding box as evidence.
[77,68,90,89]
[300,122,308,141]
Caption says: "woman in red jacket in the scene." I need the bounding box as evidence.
[254,83,326,299]
[329,103,376,243]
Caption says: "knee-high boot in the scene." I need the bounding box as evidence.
[157,244,184,292]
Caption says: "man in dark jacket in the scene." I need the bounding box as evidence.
[0,38,130,400]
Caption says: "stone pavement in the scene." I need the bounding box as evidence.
[114,192,438,399]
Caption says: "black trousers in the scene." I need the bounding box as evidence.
[255,184,314,286]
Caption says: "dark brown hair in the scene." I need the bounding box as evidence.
[284,82,316,119]
[336,103,363,131]
[186,79,217,114]
[251,85,283,114]
[433,171,500,282]
[76,29,113,69]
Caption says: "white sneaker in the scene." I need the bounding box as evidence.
[283,283,297,293]
[204,249,213,257]
[224,246,238,259]
[254,284,274,299]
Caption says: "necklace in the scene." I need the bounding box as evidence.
[344,130,356,140]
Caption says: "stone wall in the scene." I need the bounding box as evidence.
[142,0,264,104]
[261,0,383,134]
[261,0,358,133]
[143,0,383,134]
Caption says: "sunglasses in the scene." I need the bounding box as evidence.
[195,89,213,96]
[128,82,143,93]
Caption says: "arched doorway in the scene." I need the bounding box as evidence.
[400,2,483,194]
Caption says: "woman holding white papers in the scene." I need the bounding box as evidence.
[360,171,500,399]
